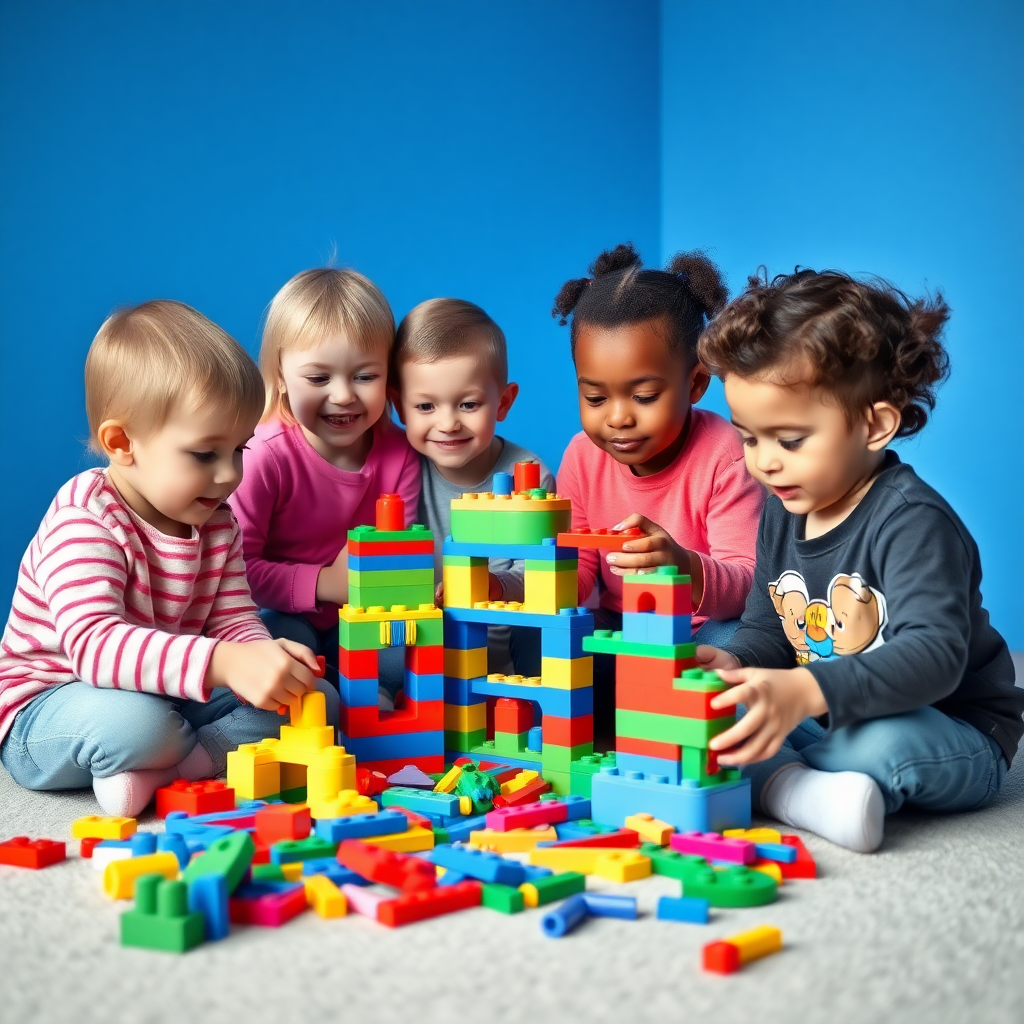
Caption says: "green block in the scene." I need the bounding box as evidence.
[622,566,691,586]
[568,752,617,798]
[349,567,434,587]
[120,875,205,954]
[524,559,578,572]
[339,613,442,651]
[182,831,254,893]
[251,864,288,882]
[451,508,572,546]
[481,882,525,914]
[271,836,337,864]
[541,742,594,773]
[470,739,542,770]
[523,870,587,906]
[348,524,433,543]
[491,730,529,757]
[541,769,570,795]
[281,786,308,804]
[616,709,731,748]
[432,827,449,845]
[583,631,696,660]
[639,845,778,907]
[445,728,486,751]
[673,668,729,693]
[682,745,718,787]
[441,555,487,567]
[349,583,434,610]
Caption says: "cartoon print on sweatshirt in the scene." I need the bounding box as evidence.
[768,570,887,663]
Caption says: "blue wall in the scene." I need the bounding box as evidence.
[662,0,1024,647]
[0,0,660,583]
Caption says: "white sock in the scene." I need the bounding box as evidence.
[177,742,215,781]
[760,764,885,853]
[92,765,180,817]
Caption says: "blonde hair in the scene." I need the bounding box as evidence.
[260,268,395,423]
[85,299,264,452]
[393,298,508,387]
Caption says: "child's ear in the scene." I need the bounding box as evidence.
[496,382,519,422]
[388,385,407,425]
[865,402,901,450]
[97,421,135,466]
[688,363,711,404]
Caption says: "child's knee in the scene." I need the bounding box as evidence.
[85,692,193,774]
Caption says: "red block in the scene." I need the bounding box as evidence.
[355,755,445,779]
[475,762,520,783]
[356,768,389,796]
[616,735,681,760]
[0,837,66,869]
[542,714,594,747]
[229,885,307,927]
[388,805,435,831]
[155,779,236,819]
[492,777,552,808]
[378,880,482,927]
[338,647,379,681]
[555,527,643,551]
[405,645,443,675]
[513,461,541,493]
[79,836,103,859]
[616,679,729,720]
[340,699,444,738]
[494,698,534,735]
[614,655,698,692]
[336,839,436,892]
[550,829,640,849]
[703,940,741,974]
[779,834,817,879]
[255,804,312,845]
[349,538,434,556]
[623,578,692,615]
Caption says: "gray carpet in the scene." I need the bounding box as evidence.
[2,672,1023,1024]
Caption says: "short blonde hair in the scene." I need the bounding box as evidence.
[394,298,508,387]
[260,268,395,423]
[85,299,264,452]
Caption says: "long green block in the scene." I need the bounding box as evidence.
[349,568,434,587]
[120,875,205,953]
[523,871,587,906]
[182,831,254,892]
[348,524,433,543]
[469,740,541,767]
[271,835,337,864]
[445,728,486,750]
[616,709,731,748]
[451,508,571,546]
[524,559,578,572]
[568,753,616,798]
[622,566,691,586]
[674,668,729,693]
[349,584,435,610]
[339,613,443,650]
[640,844,778,907]
[481,882,525,914]
[541,742,594,773]
[584,631,697,660]
[541,769,570,796]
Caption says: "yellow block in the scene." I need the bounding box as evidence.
[103,852,179,900]
[308,789,377,820]
[304,875,348,918]
[540,657,593,690]
[361,825,435,853]
[750,861,783,883]
[280,862,304,882]
[523,569,578,614]
[723,827,782,843]
[459,796,473,815]
[528,846,651,881]
[485,673,541,688]
[444,647,488,680]
[469,826,558,853]
[445,702,487,733]
[71,815,136,841]
[625,812,675,846]
[594,850,652,883]
[280,761,307,792]
[442,561,489,609]
[434,765,463,793]
[340,604,441,622]
[451,492,570,512]
[500,769,540,795]
[725,925,783,964]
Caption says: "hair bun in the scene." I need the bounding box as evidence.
[552,277,592,325]
[591,243,642,279]
[667,250,729,320]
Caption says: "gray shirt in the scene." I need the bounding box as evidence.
[725,451,1022,765]
[417,437,555,673]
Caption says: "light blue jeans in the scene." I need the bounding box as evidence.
[742,707,1009,815]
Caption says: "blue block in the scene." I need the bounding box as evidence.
[540,893,589,937]
[437,869,469,886]
[129,832,158,856]
[444,676,488,706]
[582,893,637,919]
[443,537,578,561]
[590,769,750,832]
[437,813,488,844]
[347,553,434,572]
[444,618,489,650]
[429,843,527,886]
[560,794,592,821]
[301,858,370,887]
[470,676,593,717]
[341,730,444,763]
[381,787,460,817]
[389,620,405,646]
[444,606,594,632]
[404,670,443,702]
[755,841,797,864]
[657,895,710,924]
[521,863,555,881]
[492,472,513,496]
[185,802,266,827]
[615,751,681,784]
[622,611,692,646]
[163,814,234,848]
[541,617,593,660]
[338,674,379,708]
[313,810,408,843]
[157,832,191,869]
[527,726,543,752]
[187,873,230,940]
[95,838,133,851]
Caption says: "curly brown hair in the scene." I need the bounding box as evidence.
[698,268,951,438]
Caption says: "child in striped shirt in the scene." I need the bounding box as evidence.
[0,301,328,817]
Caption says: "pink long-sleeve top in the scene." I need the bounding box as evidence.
[0,469,269,744]
[228,419,421,632]
[556,409,764,628]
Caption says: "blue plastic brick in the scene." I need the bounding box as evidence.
[313,810,409,843]
[157,832,191,869]
[492,473,513,495]
[541,893,589,937]
[404,671,443,703]
[470,677,593,718]
[622,611,692,646]
[347,553,434,572]
[443,619,489,651]
[443,537,578,561]
[187,873,230,940]
[615,751,682,785]
[129,832,158,856]
[183,802,266,828]
[163,814,234,848]
[341,730,444,763]
[527,726,543,752]
[582,893,638,919]
[444,606,594,631]
[520,863,555,882]
[657,895,710,924]
[429,844,527,886]
[381,787,460,817]
[436,813,489,844]
[437,869,469,886]
[755,841,797,863]
[338,674,378,708]
[443,676,488,706]
[301,858,371,887]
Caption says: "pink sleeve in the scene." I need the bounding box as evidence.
[556,444,600,605]
[693,457,763,620]
[203,525,273,644]
[231,442,321,615]
[34,508,214,701]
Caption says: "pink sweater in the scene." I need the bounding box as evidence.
[557,409,764,627]
[229,419,421,631]
[0,470,269,744]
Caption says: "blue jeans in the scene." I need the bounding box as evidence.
[743,708,1009,815]
[0,681,297,789]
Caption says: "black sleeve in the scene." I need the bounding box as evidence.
[810,502,972,728]
[723,503,796,669]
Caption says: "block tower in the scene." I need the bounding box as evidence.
[337,495,445,776]
[441,462,595,795]
[582,565,751,832]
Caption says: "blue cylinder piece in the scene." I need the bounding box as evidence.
[157,832,191,869]
[492,472,514,496]
[526,726,543,753]
[582,893,638,920]
[129,832,158,856]
[540,893,589,938]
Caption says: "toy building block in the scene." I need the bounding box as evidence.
[360,825,435,853]
[641,846,778,907]
[523,567,578,614]
[377,880,482,927]
[542,714,593,748]
[481,881,525,914]
[669,831,756,865]
[315,810,408,844]
[469,826,558,853]
[622,568,692,615]
[614,709,731,749]
[621,611,691,647]
[749,860,784,883]
[92,841,138,872]
[529,847,651,882]
[625,813,675,846]
[181,831,255,893]
[155,780,236,819]
[703,925,783,974]
[79,837,104,859]
[500,769,540,795]
[779,834,817,879]
[129,832,158,856]
[71,816,136,841]
[255,803,312,845]
[753,841,797,864]
[348,538,433,556]
[429,843,527,886]
[229,880,307,927]
[547,828,639,849]
[121,875,205,953]
[104,852,180,899]
[0,837,66,869]
[494,697,534,735]
[303,874,348,918]
[381,786,461,818]
[270,836,337,865]
[485,798,569,832]
[443,538,579,562]
[539,656,593,690]
[582,893,638,919]
[444,646,488,680]
[585,629,696,661]
[513,460,541,492]
[723,826,782,843]
[442,559,489,608]
[386,764,436,788]
[518,870,586,908]
[555,527,644,551]
[657,895,710,924]
[541,893,589,937]
[615,751,681,785]
[187,873,230,941]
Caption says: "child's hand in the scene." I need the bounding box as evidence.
[695,645,742,673]
[208,639,317,712]
[707,666,827,766]
[434,574,503,607]
[604,513,705,605]
[316,546,348,605]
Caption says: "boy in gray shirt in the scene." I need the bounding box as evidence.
[392,298,555,673]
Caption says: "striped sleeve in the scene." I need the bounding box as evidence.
[203,524,272,644]
[33,506,215,701]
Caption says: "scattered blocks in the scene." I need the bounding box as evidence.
[669,831,756,865]
[703,925,783,974]
[303,875,348,918]
[104,852,180,899]
[121,875,205,953]
[155,780,235,819]
[625,813,675,846]
[0,837,66,869]
[229,881,307,927]
[657,895,710,924]
[71,816,136,841]
[377,880,482,927]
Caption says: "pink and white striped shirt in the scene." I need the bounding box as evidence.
[0,469,269,744]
